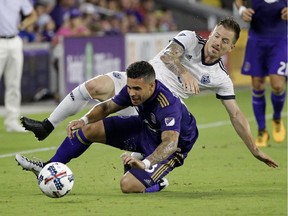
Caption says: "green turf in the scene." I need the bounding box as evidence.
[0,88,287,216]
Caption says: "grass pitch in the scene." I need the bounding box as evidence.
[0,88,286,216]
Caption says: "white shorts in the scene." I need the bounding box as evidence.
[106,71,138,116]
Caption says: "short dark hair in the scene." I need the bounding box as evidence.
[217,17,241,43]
[126,61,156,83]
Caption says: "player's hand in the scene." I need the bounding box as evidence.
[121,152,145,170]
[180,72,200,94]
[241,8,255,22]
[253,150,278,168]
[66,119,85,139]
[281,7,288,20]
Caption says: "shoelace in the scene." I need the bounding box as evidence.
[26,157,43,168]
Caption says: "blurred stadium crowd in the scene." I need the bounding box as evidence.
[21,0,179,45]
[21,0,234,45]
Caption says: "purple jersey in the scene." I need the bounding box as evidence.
[241,0,288,77]
[106,80,198,155]
[249,0,287,38]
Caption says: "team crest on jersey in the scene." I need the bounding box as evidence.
[165,117,175,126]
[200,74,210,84]
[150,113,156,124]
[243,62,251,72]
[112,72,121,79]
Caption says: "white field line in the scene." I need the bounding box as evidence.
[1,112,287,159]
[0,147,57,159]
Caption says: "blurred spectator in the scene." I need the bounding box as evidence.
[53,8,91,44]
[23,0,179,41]
[19,25,37,43]
[156,9,178,32]
[34,1,56,42]
[50,0,78,31]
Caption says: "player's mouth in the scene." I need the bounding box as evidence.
[212,45,220,52]
[131,97,141,104]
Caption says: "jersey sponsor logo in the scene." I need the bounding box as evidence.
[144,119,157,132]
[150,113,156,124]
[200,74,211,84]
[165,117,175,126]
[112,71,122,79]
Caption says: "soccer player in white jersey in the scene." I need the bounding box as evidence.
[20,17,277,168]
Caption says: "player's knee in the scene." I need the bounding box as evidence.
[120,176,132,193]
[81,121,105,143]
[271,83,285,94]
[120,174,144,193]
[85,79,97,96]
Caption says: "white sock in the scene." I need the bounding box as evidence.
[48,83,92,127]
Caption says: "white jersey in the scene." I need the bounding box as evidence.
[149,30,235,100]
[106,31,235,115]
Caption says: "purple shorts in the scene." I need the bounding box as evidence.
[103,115,195,183]
[241,37,287,77]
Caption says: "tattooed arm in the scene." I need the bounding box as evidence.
[146,130,179,166]
[121,130,179,169]
[160,41,187,76]
[160,41,199,94]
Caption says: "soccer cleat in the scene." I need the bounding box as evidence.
[272,119,286,143]
[157,177,169,191]
[255,130,269,147]
[15,154,44,177]
[20,116,54,141]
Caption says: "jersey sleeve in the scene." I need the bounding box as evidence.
[112,86,133,107]
[215,76,235,100]
[172,30,198,51]
[157,101,182,133]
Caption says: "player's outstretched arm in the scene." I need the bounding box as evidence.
[221,99,278,168]
[66,99,124,138]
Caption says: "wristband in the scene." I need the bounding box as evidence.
[142,159,151,169]
[80,116,88,125]
[238,6,247,16]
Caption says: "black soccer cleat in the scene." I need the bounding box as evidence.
[20,116,54,141]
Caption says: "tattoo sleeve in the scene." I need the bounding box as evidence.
[160,41,187,76]
[146,130,179,165]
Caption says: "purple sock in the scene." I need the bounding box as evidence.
[271,91,286,120]
[252,89,266,131]
[145,183,161,193]
[50,129,92,164]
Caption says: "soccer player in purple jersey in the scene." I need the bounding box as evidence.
[16,61,200,193]
[235,0,287,147]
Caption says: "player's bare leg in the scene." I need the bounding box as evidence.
[21,75,116,141]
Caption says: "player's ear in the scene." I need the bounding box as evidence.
[228,43,235,53]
